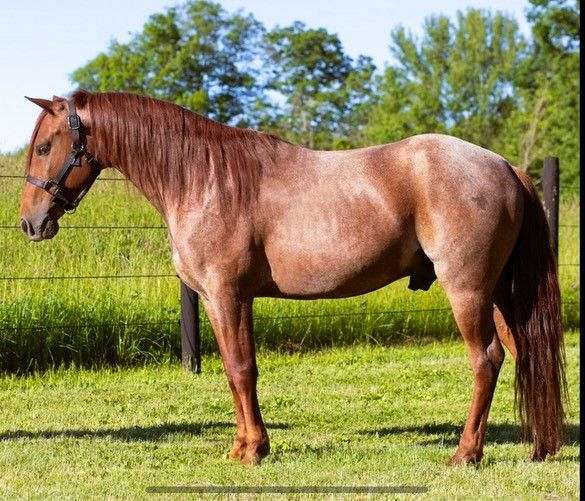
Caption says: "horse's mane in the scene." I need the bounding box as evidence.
[72,90,286,211]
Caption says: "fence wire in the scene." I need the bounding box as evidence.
[1,300,579,334]
[0,167,580,335]
[0,274,176,281]
[0,225,165,229]
[0,263,579,282]
[0,173,125,181]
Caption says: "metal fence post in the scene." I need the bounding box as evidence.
[542,157,560,261]
[180,281,201,373]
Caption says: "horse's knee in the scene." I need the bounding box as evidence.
[226,361,258,390]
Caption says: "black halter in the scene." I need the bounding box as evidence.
[26,99,101,212]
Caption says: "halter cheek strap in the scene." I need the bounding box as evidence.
[26,99,101,212]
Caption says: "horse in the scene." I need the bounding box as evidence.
[19,91,565,466]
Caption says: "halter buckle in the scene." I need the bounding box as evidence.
[68,114,81,130]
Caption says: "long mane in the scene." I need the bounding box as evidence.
[72,90,285,211]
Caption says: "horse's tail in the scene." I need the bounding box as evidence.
[506,167,566,460]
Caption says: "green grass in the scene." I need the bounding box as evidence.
[0,149,580,496]
[0,152,580,372]
[0,331,579,497]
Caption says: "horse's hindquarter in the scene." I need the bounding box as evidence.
[258,146,421,298]
[405,134,524,292]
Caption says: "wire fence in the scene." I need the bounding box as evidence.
[0,173,125,181]
[1,300,580,336]
[0,168,580,333]
[0,273,177,281]
[0,225,166,229]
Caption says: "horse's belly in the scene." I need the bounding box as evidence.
[258,161,419,298]
[261,225,417,299]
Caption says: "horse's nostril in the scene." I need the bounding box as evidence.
[20,218,35,237]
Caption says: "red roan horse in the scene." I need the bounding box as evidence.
[20,92,565,465]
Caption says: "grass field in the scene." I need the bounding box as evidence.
[0,331,579,497]
[0,151,580,372]
[0,150,580,497]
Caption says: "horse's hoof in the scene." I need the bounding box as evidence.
[241,440,270,466]
[530,449,549,461]
[448,451,481,466]
[226,448,244,460]
[241,452,262,466]
[226,440,247,460]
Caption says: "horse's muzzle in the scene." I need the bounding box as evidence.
[20,215,59,241]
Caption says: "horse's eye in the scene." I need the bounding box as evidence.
[36,143,51,156]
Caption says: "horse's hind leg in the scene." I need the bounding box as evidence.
[429,213,515,465]
[445,288,505,465]
[493,305,517,360]
[493,276,517,360]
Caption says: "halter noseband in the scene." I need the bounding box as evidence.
[26,99,101,212]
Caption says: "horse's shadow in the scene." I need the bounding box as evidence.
[359,422,580,446]
[0,421,290,443]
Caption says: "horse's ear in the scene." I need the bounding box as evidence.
[25,96,55,115]
[52,95,66,112]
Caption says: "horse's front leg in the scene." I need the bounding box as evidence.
[203,289,269,465]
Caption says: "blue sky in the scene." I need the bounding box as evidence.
[0,0,531,152]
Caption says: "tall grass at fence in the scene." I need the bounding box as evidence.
[0,152,580,373]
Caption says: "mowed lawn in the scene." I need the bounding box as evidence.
[0,331,579,498]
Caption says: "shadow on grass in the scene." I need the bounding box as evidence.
[359,422,580,446]
[0,421,290,442]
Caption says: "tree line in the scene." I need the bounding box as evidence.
[72,0,579,189]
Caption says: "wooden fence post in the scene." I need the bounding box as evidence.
[542,157,560,261]
[180,281,201,373]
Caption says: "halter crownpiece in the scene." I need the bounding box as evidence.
[26,99,101,212]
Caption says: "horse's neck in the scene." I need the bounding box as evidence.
[103,125,304,217]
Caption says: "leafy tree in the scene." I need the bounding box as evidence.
[70,1,579,188]
[71,0,266,126]
[500,51,579,188]
[516,0,580,188]
[527,0,580,55]
[263,22,376,149]
[365,10,527,151]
